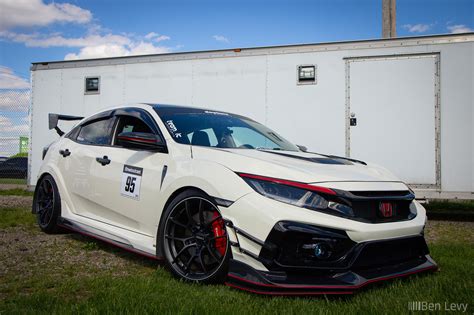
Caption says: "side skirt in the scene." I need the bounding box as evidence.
[58,217,163,261]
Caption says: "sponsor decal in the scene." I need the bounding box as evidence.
[120,165,143,200]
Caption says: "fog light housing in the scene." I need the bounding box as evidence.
[314,242,332,259]
[302,242,333,260]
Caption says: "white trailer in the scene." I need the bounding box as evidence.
[29,33,474,199]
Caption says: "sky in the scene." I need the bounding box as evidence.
[0,0,473,155]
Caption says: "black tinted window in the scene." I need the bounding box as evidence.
[77,118,115,145]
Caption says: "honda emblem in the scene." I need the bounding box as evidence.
[379,202,394,218]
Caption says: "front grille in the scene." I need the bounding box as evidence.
[350,190,411,197]
[332,190,416,223]
[351,199,414,223]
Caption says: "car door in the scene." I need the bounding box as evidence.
[85,108,169,236]
[57,111,117,218]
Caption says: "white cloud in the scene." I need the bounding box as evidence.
[0,116,29,134]
[402,24,432,33]
[144,32,158,40]
[0,30,173,60]
[0,66,29,89]
[0,137,22,156]
[0,90,30,112]
[64,41,172,60]
[213,35,230,43]
[0,31,131,48]
[0,0,92,31]
[447,24,473,34]
[144,32,170,42]
[0,0,173,60]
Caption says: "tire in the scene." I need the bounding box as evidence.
[33,174,62,234]
[160,189,230,284]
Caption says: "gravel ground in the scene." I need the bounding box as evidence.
[0,184,27,190]
[425,220,474,244]
[0,227,157,281]
[0,225,159,300]
[0,196,32,209]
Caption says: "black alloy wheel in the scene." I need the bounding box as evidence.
[33,174,62,233]
[162,193,229,283]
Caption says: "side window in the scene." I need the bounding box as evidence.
[113,116,154,145]
[76,118,115,145]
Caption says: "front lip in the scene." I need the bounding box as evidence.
[225,256,438,295]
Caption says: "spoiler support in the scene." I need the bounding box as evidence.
[49,113,84,136]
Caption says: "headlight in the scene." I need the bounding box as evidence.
[238,173,354,217]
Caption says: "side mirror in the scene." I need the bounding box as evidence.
[117,132,167,152]
[297,145,308,152]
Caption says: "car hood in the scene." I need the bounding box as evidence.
[191,147,403,185]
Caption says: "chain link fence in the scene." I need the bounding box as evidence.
[0,89,30,182]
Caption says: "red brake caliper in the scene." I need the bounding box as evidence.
[211,212,226,256]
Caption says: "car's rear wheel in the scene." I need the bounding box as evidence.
[33,174,62,234]
[161,190,230,283]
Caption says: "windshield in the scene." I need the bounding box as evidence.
[155,107,299,151]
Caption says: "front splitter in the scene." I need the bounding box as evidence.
[225,256,437,295]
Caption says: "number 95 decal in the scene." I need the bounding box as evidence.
[120,165,143,200]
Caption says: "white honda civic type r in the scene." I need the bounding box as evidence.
[33,103,437,295]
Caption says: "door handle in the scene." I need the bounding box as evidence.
[96,156,111,166]
[59,149,71,157]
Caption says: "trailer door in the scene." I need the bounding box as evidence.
[346,54,440,187]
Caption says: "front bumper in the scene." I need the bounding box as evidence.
[226,255,437,295]
[224,220,437,295]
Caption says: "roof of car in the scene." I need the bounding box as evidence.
[147,103,255,121]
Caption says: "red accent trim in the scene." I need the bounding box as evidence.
[58,223,162,261]
[238,173,336,195]
[225,282,354,295]
[117,136,158,144]
[227,264,437,291]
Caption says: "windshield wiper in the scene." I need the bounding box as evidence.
[257,147,282,151]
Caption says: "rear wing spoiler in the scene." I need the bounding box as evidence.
[48,113,84,136]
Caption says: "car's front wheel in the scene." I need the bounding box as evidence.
[161,190,230,284]
[33,174,62,234]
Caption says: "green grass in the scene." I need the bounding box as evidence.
[425,200,474,221]
[0,178,27,185]
[0,207,35,229]
[0,206,473,314]
[425,200,474,212]
[0,188,33,196]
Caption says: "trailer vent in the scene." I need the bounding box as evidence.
[85,76,100,94]
[297,65,316,85]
